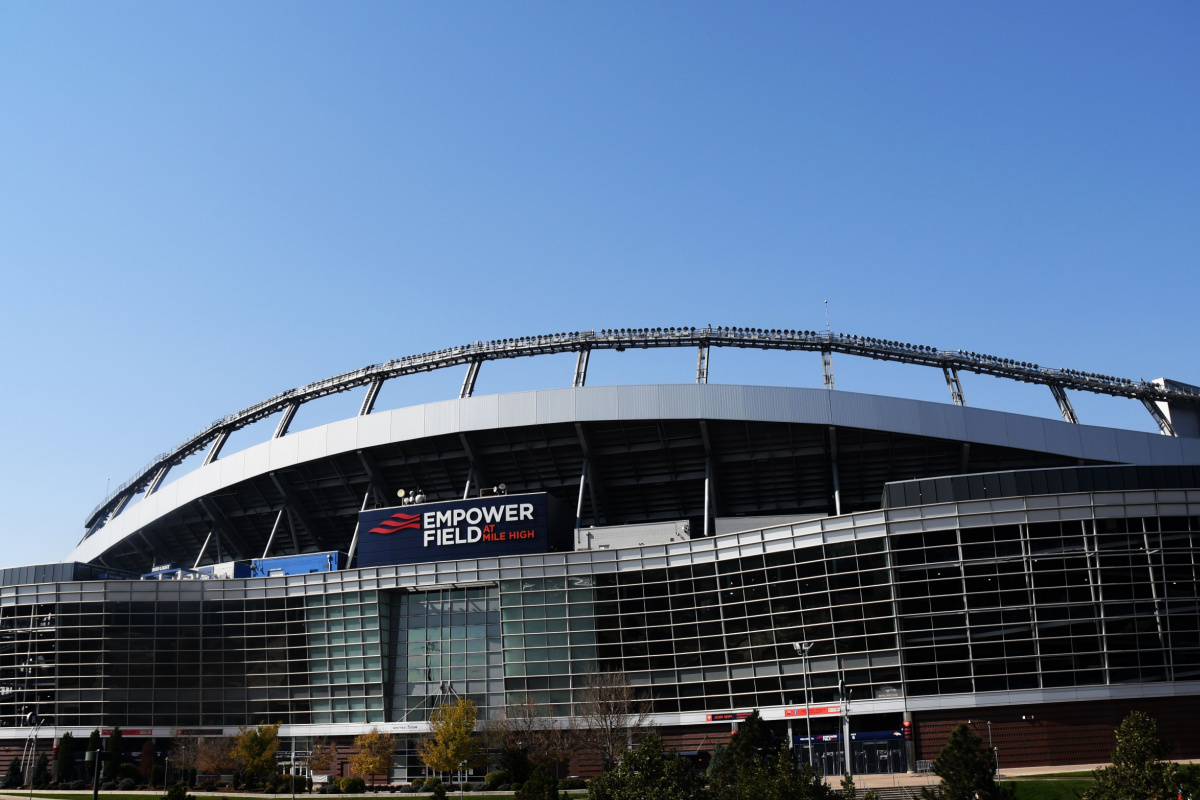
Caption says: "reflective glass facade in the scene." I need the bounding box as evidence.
[1,487,1199,741]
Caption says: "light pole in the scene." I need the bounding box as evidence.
[458,760,467,800]
[792,642,814,770]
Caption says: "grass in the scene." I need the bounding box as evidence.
[1010,772,1094,779]
[1007,779,1094,800]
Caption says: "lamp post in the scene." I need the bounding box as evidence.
[86,745,101,800]
[792,642,814,770]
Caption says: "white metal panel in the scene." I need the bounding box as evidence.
[540,388,576,424]
[1004,415,1048,454]
[961,407,1010,447]
[497,392,537,428]
[697,384,751,420]
[390,405,425,442]
[325,418,358,456]
[219,451,246,487]
[1041,419,1084,459]
[656,384,703,419]
[1113,428,1154,465]
[296,426,329,463]
[355,411,392,449]
[916,401,969,443]
[459,394,499,432]
[242,439,272,477]
[267,431,301,469]
[576,385,619,420]
[1077,424,1122,462]
[422,400,459,437]
[616,385,661,420]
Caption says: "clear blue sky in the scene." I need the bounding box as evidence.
[1,2,1198,566]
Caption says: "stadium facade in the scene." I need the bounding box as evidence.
[5,327,1200,780]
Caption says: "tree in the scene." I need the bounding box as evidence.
[140,741,157,785]
[919,723,999,800]
[350,729,395,788]
[55,732,77,784]
[30,753,51,789]
[494,695,572,767]
[229,723,281,782]
[497,746,532,785]
[169,737,201,776]
[105,726,123,782]
[308,738,336,774]
[588,733,707,800]
[571,671,651,771]
[2,757,21,789]
[515,764,559,800]
[85,730,101,785]
[196,737,235,775]
[419,698,485,776]
[841,773,856,800]
[708,742,830,800]
[1084,711,1180,800]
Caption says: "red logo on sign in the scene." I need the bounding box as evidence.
[368,512,422,535]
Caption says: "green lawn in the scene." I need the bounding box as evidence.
[1007,779,1094,800]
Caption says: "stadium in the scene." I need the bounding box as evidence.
[5,326,1200,781]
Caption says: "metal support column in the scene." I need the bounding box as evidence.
[262,509,285,559]
[460,359,482,399]
[359,380,384,416]
[462,468,474,500]
[943,366,965,406]
[829,427,842,516]
[345,488,374,565]
[822,349,834,390]
[286,509,300,554]
[1049,383,1079,424]
[274,403,300,439]
[573,348,590,388]
[696,345,710,384]
[1142,398,1178,437]
[192,532,213,569]
[703,460,712,538]
[144,465,171,498]
[575,461,589,534]
[203,429,230,466]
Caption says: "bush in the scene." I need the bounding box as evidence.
[119,777,137,790]
[101,780,117,790]
[340,776,367,794]
[118,762,142,782]
[559,778,586,790]
[165,780,196,800]
[515,766,558,800]
[496,785,512,792]
[510,782,522,792]
[484,772,510,791]
[424,776,445,799]
[411,777,426,791]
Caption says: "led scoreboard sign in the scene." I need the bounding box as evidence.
[356,492,572,568]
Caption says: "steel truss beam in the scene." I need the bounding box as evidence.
[1049,383,1079,424]
[943,367,965,406]
[1142,399,1178,437]
[85,324,1200,532]
[573,348,590,388]
[270,471,328,551]
[359,379,384,416]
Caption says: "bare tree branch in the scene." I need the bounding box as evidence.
[570,670,651,770]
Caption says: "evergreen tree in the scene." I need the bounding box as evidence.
[919,724,999,800]
[30,753,51,789]
[2,758,23,789]
[588,733,706,800]
[56,732,77,784]
[498,746,532,785]
[1084,711,1180,800]
[105,726,123,782]
[514,764,558,800]
[85,730,101,785]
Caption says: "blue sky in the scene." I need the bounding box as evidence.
[1,2,1198,565]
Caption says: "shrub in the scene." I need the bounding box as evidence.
[165,780,196,800]
[119,777,137,790]
[118,762,142,782]
[340,775,366,793]
[101,780,117,790]
[484,772,510,791]
[496,785,512,792]
[424,776,446,799]
[510,782,522,792]
[514,766,557,800]
[559,778,586,790]
[410,777,425,791]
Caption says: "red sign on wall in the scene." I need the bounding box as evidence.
[783,705,841,718]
